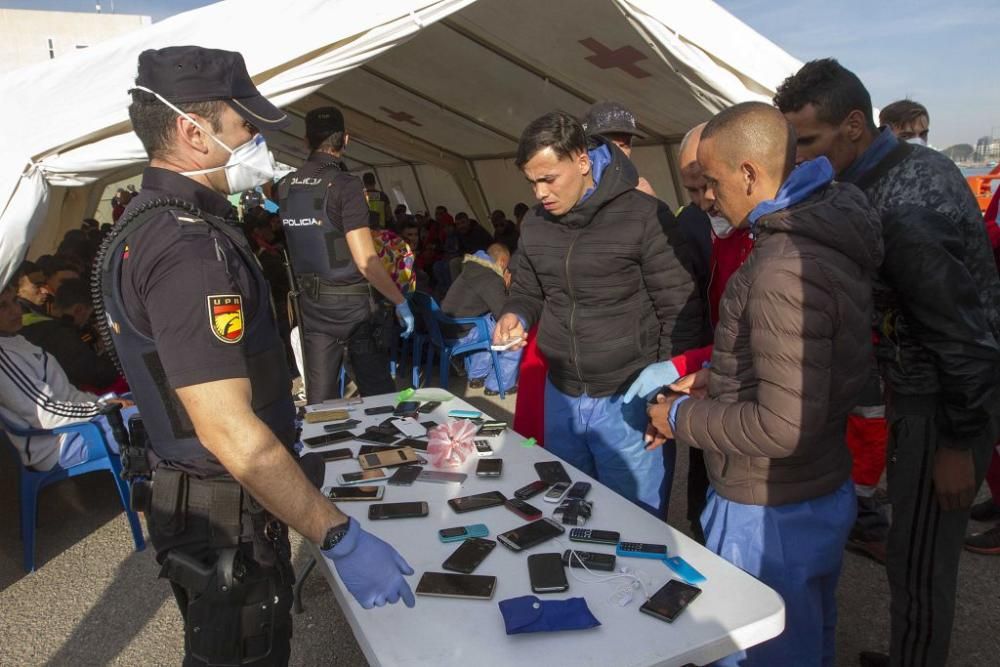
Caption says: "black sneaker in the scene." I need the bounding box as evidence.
[485,386,516,396]
[970,499,1000,522]
[859,651,889,667]
[964,524,1000,555]
[467,377,486,389]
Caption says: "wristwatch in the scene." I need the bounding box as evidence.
[321,520,351,551]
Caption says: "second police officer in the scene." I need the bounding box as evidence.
[278,106,414,403]
[99,46,415,666]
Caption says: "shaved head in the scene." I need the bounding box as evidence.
[697,102,796,229]
[679,122,707,170]
[701,102,796,181]
[678,122,713,211]
[487,243,510,263]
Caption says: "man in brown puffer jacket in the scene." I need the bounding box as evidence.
[647,102,883,667]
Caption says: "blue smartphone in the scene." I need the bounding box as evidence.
[448,409,482,419]
[438,524,489,543]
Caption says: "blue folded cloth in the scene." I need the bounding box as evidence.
[498,595,601,635]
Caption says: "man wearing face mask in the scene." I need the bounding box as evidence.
[879,99,930,146]
[278,106,414,403]
[99,47,416,666]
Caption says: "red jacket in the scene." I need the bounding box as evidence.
[985,187,1000,274]
[671,228,754,374]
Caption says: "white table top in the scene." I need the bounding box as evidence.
[299,392,784,667]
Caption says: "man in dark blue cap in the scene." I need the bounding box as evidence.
[276,105,414,403]
[96,46,415,666]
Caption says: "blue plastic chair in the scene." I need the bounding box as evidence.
[409,291,506,400]
[1,417,146,572]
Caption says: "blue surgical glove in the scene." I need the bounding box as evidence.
[395,300,415,338]
[324,518,416,609]
[623,360,680,403]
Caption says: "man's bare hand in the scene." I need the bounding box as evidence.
[106,398,135,408]
[493,313,527,351]
[933,447,977,511]
[669,368,710,399]
[645,393,680,450]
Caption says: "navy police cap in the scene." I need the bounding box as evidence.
[134,45,289,130]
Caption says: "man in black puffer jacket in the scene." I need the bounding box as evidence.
[494,111,704,515]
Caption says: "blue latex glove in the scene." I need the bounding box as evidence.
[395,300,415,338]
[324,518,416,609]
[623,360,680,403]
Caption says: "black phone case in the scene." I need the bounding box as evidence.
[320,448,353,462]
[528,553,568,593]
[388,465,424,485]
[535,461,572,484]
[303,430,356,447]
[442,538,496,574]
[368,502,428,520]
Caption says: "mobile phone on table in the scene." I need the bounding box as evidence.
[357,444,400,456]
[364,405,395,416]
[438,524,489,543]
[474,440,494,457]
[415,572,496,600]
[323,419,361,432]
[417,401,442,414]
[394,401,420,417]
[356,430,400,446]
[514,480,550,500]
[504,498,542,520]
[527,553,569,593]
[395,437,429,452]
[326,486,384,501]
[497,517,565,551]
[368,501,428,520]
[639,580,702,623]
[448,491,507,513]
[420,420,440,431]
[562,549,616,571]
[535,461,572,485]
[302,430,356,447]
[358,447,420,470]
[448,409,481,419]
[337,469,388,486]
[319,448,353,462]
[417,470,468,485]
[388,465,424,486]
[568,528,620,545]
[303,408,350,423]
[616,542,669,559]
[475,458,503,478]
[542,481,571,503]
[477,422,507,437]
[442,537,497,574]
[565,481,591,501]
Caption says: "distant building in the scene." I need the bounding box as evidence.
[0,8,150,74]
[974,135,1000,163]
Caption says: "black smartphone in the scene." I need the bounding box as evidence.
[326,486,385,501]
[442,537,497,574]
[448,491,507,513]
[475,458,503,478]
[639,580,702,623]
[364,405,396,415]
[394,401,421,416]
[528,553,569,593]
[396,437,429,452]
[368,501,429,520]
[302,430,356,447]
[562,549,617,571]
[415,572,497,600]
[504,498,542,520]
[356,431,400,445]
[388,465,424,486]
[420,420,440,430]
[566,481,592,501]
[477,425,505,437]
[323,419,361,432]
[568,528,621,545]
[497,517,565,551]
[357,444,401,456]
[417,401,442,414]
[514,480,550,500]
[319,448,353,462]
[534,461,572,484]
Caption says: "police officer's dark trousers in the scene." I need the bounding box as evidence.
[147,468,294,666]
[885,394,995,667]
[299,279,394,403]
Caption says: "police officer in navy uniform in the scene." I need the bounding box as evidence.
[100,46,415,666]
[277,106,414,403]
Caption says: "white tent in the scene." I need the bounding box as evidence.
[0,0,802,287]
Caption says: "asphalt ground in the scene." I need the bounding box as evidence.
[1,372,998,666]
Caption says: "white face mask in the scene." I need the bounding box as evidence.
[132,85,277,194]
[906,136,927,147]
[710,215,734,238]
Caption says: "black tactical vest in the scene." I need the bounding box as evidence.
[96,199,296,477]
[277,161,361,285]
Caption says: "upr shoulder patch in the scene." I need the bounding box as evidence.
[208,294,244,343]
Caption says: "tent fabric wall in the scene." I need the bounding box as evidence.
[0,0,803,286]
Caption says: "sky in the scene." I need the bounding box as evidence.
[3,0,997,149]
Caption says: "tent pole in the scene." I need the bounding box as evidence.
[408,163,430,214]
[468,160,493,230]
[662,143,684,209]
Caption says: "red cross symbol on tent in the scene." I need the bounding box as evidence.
[579,38,651,79]
[380,106,423,126]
